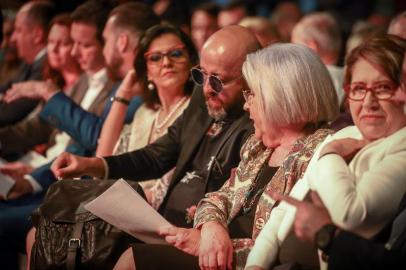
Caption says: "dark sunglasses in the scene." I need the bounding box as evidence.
[190,66,242,93]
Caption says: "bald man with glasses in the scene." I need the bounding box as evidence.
[51,25,260,228]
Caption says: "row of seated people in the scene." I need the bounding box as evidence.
[0,1,405,269]
[52,31,406,270]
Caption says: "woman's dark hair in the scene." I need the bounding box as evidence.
[134,23,199,109]
[43,13,73,89]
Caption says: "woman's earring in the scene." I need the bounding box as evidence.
[147,81,155,91]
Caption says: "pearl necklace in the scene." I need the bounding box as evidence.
[153,96,188,134]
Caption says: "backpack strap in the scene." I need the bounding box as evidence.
[67,221,84,270]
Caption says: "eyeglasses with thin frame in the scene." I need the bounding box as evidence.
[242,89,254,104]
[144,45,188,65]
[344,82,398,101]
[190,65,242,93]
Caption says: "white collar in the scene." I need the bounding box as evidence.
[34,48,47,62]
[88,68,108,87]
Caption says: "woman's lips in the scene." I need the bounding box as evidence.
[162,70,175,76]
[360,114,384,122]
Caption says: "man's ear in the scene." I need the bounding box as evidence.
[306,39,320,54]
[32,26,46,45]
[116,33,129,53]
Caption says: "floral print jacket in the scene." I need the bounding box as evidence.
[193,129,332,269]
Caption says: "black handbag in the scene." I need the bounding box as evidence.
[30,179,145,270]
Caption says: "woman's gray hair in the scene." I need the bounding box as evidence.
[242,43,339,127]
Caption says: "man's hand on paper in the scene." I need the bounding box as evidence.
[159,226,201,256]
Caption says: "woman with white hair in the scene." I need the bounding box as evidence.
[156,43,339,270]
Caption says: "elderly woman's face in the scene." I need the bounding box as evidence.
[349,58,406,141]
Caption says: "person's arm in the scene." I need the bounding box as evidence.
[103,100,187,181]
[245,137,333,270]
[245,183,307,269]
[39,91,105,150]
[0,70,45,127]
[0,116,54,157]
[40,85,142,151]
[50,99,184,181]
[0,99,39,127]
[193,167,238,229]
[309,138,406,232]
[96,70,141,156]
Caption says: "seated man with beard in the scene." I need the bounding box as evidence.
[51,25,258,229]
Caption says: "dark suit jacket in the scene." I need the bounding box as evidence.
[105,87,253,226]
[328,195,406,270]
[0,53,46,127]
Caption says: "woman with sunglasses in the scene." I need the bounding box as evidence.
[245,35,406,270]
[96,23,198,208]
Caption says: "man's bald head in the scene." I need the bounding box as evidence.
[199,25,260,120]
[202,25,260,71]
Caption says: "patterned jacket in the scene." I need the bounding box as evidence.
[194,129,332,269]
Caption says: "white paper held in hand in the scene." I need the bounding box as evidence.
[84,179,172,244]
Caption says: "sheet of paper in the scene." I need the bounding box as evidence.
[85,179,172,244]
[0,158,15,198]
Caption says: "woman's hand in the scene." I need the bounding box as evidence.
[3,80,58,103]
[116,69,142,99]
[199,221,233,270]
[159,226,201,256]
[319,138,368,162]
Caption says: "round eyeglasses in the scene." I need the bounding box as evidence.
[190,66,242,93]
[344,82,398,101]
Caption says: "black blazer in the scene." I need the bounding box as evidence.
[0,53,46,127]
[328,195,406,270]
[105,87,253,225]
